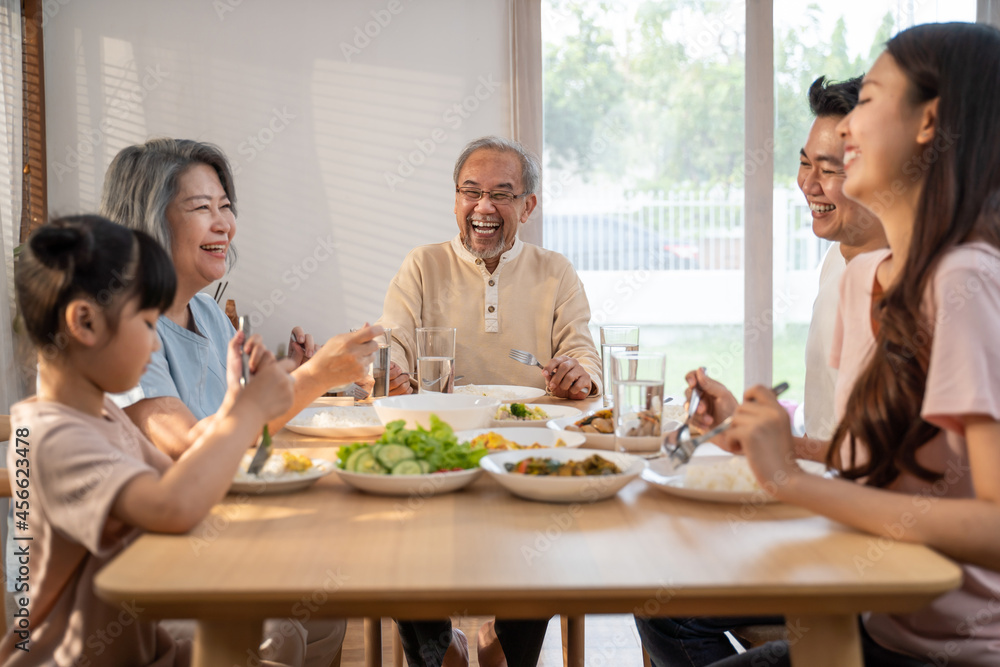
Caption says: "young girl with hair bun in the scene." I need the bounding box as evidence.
[1,215,300,665]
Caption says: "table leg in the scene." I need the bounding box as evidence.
[193,619,262,667]
[392,619,404,667]
[566,615,585,667]
[786,614,862,667]
[364,617,383,667]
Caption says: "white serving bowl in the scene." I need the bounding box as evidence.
[480,448,646,503]
[548,412,684,452]
[373,394,500,431]
[546,412,616,450]
[491,403,582,428]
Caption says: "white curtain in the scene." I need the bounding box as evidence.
[0,0,23,413]
[510,0,543,245]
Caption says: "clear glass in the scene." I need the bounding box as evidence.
[611,351,666,458]
[372,328,392,398]
[416,327,456,393]
[599,325,639,407]
[541,0,747,399]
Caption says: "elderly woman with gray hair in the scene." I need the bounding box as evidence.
[101,138,380,460]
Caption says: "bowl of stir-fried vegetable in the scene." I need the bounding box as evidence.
[492,403,582,428]
[480,448,646,503]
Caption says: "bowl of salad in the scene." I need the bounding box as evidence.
[334,416,488,496]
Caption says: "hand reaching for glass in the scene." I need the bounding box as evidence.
[309,324,382,389]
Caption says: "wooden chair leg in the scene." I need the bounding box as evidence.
[392,618,404,667]
[561,615,584,667]
[330,643,343,667]
[642,646,653,667]
[364,617,382,667]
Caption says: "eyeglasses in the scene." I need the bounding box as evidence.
[456,187,528,204]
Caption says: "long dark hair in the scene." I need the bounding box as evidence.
[829,23,1000,487]
[16,215,176,354]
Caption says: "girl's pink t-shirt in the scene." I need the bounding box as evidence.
[2,396,186,666]
[831,243,1000,665]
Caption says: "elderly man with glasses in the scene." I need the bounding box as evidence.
[377,135,602,400]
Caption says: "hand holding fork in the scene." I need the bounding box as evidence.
[509,349,592,399]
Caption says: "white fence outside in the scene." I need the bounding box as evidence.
[543,188,829,326]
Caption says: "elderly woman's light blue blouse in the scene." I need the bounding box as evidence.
[112,293,234,419]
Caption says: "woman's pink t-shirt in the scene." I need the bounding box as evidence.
[831,243,1000,665]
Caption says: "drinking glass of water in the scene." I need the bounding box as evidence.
[611,351,666,458]
[416,327,456,393]
[600,325,640,407]
[372,328,392,398]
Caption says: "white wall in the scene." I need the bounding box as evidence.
[43,0,513,347]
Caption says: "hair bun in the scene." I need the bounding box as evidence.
[28,223,94,269]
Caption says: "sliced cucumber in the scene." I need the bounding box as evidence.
[344,447,371,471]
[353,450,386,474]
[376,444,416,470]
[391,460,424,475]
[417,460,432,474]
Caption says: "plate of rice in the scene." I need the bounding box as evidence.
[453,385,547,401]
[284,406,385,438]
[231,451,335,494]
[641,455,827,503]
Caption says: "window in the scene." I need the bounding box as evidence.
[542,0,747,397]
[542,0,977,411]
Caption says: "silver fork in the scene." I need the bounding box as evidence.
[673,388,702,445]
[509,349,544,369]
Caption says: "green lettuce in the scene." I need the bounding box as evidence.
[336,414,487,471]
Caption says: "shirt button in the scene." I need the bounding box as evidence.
[488,306,495,313]
[475,259,482,265]
[488,279,495,286]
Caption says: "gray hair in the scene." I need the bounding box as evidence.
[100,138,238,268]
[453,135,540,195]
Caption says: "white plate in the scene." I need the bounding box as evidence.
[453,384,547,401]
[491,404,582,428]
[455,427,586,450]
[546,412,616,450]
[230,457,335,495]
[641,455,827,504]
[334,467,482,496]
[480,448,646,503]
[284,406,385,438]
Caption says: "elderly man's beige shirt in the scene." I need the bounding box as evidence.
[376,235,602,395]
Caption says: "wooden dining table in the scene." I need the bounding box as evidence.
[94,394,961,667]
